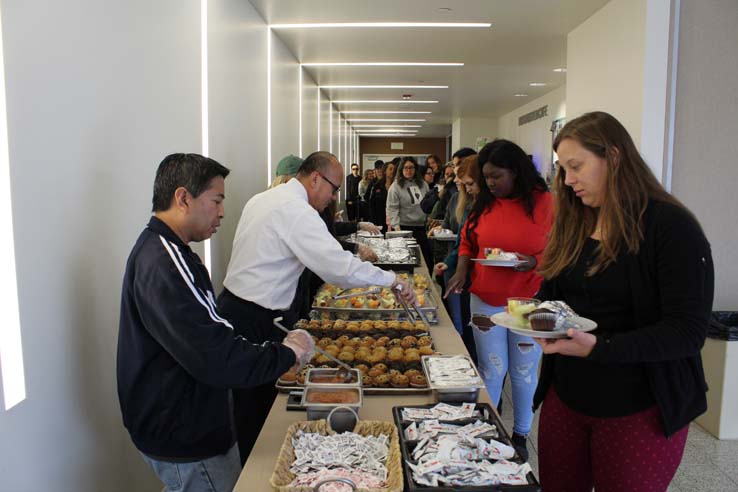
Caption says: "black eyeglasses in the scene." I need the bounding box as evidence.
[319,173,341,195]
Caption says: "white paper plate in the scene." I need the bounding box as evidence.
[471,258,525,267]
[432,233,457,242]
[490,312,597,339]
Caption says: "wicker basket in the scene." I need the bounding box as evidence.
[269,419,403,492]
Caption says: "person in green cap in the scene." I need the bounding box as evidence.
[271,154,303,188]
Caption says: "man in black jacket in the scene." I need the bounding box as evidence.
[117,153,314,492]
[345,162,361,220]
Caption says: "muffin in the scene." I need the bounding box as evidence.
[294,319,309,330]
[317,337,333,348]
[338,352,355,365]
[355,364,369,375]
[374,374,391,388]
[362,374,374,387]
[417,336,433,347]
[419,346,435,356]
[367,367,384,378]
[324,345,340,357]
[372,363,388,374]
[388,368,402,378]
[404,369,421,379]
[278,370,297,385]
[401,336,418,349]
[391,374,410,388]
[374,336,390,347]
[410,374,428,388]
[387,338,403,348]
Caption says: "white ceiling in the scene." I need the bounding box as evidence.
[249,0,610,137]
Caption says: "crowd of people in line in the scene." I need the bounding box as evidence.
[116,111,714,492]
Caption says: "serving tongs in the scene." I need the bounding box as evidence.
[393,284,431,328]
[332,286,381,300]
[273,317,354,382]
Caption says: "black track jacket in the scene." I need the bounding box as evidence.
[117,217,296,459]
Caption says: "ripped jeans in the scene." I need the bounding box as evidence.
[470,294,542,436]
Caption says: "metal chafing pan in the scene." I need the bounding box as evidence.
[421,354,485,403]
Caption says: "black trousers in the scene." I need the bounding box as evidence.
[215,289,296,465]
[402,224,433,274]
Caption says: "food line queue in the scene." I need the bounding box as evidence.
[116,111,714,492]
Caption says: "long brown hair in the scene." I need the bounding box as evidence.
[540,111,689,278]
[455,155,478,224]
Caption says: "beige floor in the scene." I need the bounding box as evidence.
[497,383,738,492]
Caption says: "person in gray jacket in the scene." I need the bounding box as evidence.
[387,156,432,270]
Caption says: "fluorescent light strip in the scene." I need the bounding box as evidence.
[0,1,26,411]
[341,111,431,114]
[333,100,437,104]
[270,22,491,29]
[317,88,320,150]
[346,119,426,122]
[320,85,448,89]
[200,0,211,274]
[329,104,332,153]
[302,62,463,67]
[359,130,418,133]
[359,134,418,137]
[351,125,422,128]
[267,28,272,185]
[298,66,302,156]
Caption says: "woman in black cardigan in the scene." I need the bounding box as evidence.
[533,112,713,492]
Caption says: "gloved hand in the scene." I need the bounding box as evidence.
[282,329,315,368]
[390,277,417,305]
[358,221,381,234]
[357,243,379,262]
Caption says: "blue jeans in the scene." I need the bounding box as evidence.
[141,443,241,492]
[470,294,542,436]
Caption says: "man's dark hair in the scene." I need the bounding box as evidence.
[152,153,230,212]
[373,159,385,169]
[391,157,402,167]
[452,147,476,160]
[298,151,337,176]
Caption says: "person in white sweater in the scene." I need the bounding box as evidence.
[387,156,433,270]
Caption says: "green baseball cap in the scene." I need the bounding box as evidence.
[275,154,303,177]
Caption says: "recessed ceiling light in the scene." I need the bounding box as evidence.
[346,119,427,122]
[514,93,528,97]
[552,67,567,73]
[341,111,432,114]
[302,62,463,67]
[270,22,489,29]
[437,7,453,12]
[319,85,448,89]
[333,100,438,104]
[529,82,547,87]
[351,125,422,128]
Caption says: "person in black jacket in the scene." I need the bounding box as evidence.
[533,112,713,492]
[117,153,315,492]
[345,162,361,220]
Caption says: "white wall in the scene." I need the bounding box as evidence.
[208,0,269,291]
[319,91,332,152]
[671,0,738,310]
[301,68,319,157]
[566,0,646,147]
[497,85,566,180]
[451,116,498,152]
[270,30,300,177]
[0,1,200,491]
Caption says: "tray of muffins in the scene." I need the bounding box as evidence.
[276,320,437,394]
[311,273,438,323]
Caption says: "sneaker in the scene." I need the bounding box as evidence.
[511,432,529,462]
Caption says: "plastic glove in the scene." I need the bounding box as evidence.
[282,329,315,368]
[391,277,417,305]
[357,244,379,262]
[358,221,381,234]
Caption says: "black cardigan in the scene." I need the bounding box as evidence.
[533,200,714,437]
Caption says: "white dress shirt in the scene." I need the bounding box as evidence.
[223,178,396,310]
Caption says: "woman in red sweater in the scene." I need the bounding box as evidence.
[447,139,553,460]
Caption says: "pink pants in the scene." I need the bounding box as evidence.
[538,387,688,492]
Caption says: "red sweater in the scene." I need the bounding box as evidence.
[459,190,553,306]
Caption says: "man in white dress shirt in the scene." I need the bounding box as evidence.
[217,151,415,463]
